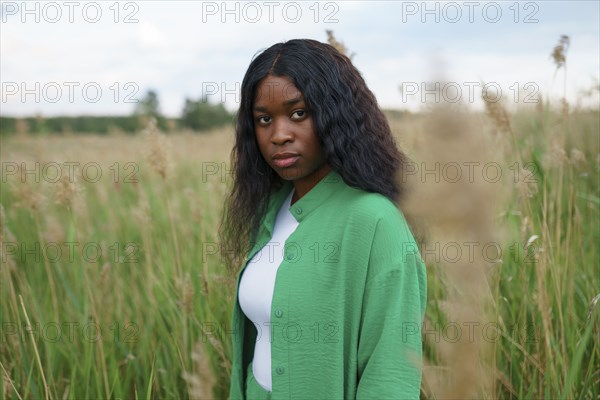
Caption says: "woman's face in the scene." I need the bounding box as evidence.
[253,74,330,191]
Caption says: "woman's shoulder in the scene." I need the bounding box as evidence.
[339,184,407,224]
[341,185,419,248]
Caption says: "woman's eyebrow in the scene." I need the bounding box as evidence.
[253,97,304,113]
[253,105,268,113]
[283,96,303,106]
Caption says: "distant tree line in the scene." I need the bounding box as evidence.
[0,90,235,135]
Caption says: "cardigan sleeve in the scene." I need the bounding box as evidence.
[356,213,427,399]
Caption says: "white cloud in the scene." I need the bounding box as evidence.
[136,22,169,48]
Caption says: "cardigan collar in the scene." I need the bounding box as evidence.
[261,168,346,233]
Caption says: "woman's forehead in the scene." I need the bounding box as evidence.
[254,75,304,103]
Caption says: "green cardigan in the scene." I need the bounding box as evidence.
[229,169,427,399]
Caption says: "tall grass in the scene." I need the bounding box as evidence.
[1,129,237,399]
[397,99,599,399]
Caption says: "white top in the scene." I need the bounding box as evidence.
[238,188,299,392]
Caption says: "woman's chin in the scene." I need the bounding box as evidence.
[274,167,304,181]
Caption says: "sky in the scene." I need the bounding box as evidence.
[1,0,599,116]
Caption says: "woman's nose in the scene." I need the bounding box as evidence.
[270,118,293,144]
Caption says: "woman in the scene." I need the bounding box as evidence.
[219,39,427,399]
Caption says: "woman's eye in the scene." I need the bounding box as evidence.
[257,115,271,125]
[291,110,306,120]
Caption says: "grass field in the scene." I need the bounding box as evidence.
[1,99,599,399]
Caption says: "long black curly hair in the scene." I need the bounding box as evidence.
[218,38,411,274]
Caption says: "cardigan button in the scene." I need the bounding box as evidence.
[276,366,285,375]
[275,309,283,318]
[295,207,302,215]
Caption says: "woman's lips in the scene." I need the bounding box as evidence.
[273,156,300,168]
